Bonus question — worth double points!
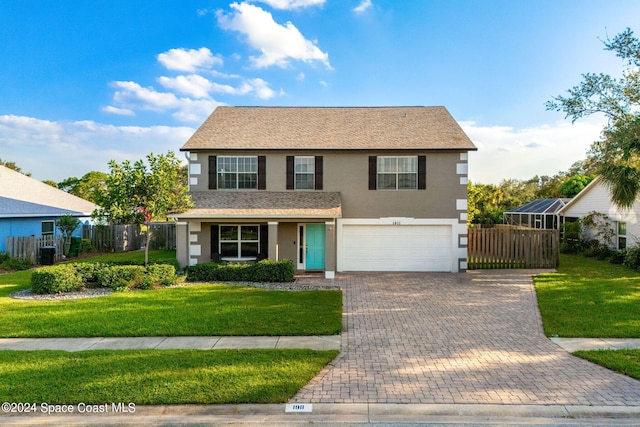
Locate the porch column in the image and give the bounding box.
[325,221,336,279]
[268,222,279,260]
[176,222,189,269]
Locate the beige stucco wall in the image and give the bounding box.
[186,150,467,219]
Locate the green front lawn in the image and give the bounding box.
[534,254,640,338]
[574,349,640,381]
[0,349,338,404]
[0,251,342,337]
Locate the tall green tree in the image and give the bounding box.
[0,159,30,176]
[94,151,193,265]
[59,171,108,204]
[55,215,81,256]
[547,28,640,207]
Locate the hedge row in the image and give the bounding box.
[31,263,177,294]
[185,259,295,283]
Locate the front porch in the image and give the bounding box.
[173,191,342,279]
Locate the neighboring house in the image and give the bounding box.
[558,176,636,250]
[0,165,97,253]
[503,198,570,229]
[172,106,477,277]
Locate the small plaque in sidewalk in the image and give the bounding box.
[285,403,312,413]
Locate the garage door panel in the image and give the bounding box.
[341,225,451,272]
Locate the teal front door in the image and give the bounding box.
[306,224,325,270]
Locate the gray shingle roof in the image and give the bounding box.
[176,191,342,218]
[181,106,477,151]
[0,165,97,216]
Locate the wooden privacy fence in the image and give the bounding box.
[467,226,559,269]
[82,223,176,253]
[6,235,65,263]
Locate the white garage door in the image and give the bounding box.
[341,225,452,272]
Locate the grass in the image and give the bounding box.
[534,254,640,338]
[0,250,342,337]
[573,349,640,381]
[0,349,339,404]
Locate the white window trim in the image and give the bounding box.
[377,156,418,190]
[294,156,315,190]
[217,156,258,190]
[219,224,261,261]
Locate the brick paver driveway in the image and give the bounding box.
[293,271,640,405]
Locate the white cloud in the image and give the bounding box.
[107,81,223,122]
[157,47,223,73]
[217,2,331,69]
[157,74,277,100]
[0,115,194,181]
[101,106,135,116]
[461,118,606,184]
[353,0,372,13]
[251,0,325,9]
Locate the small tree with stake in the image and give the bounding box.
[55,214,81,256]
[94,151,193,265]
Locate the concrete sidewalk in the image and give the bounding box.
[551,337,640,352]
[0,335,341,351]
[2,335,638,353]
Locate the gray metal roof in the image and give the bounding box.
[0,196,86,218]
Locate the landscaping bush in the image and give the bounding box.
[72,262,106,287]
[624,246,640,270]
[98,265,146,291]
[0,253,32,271]
[186,259,295,283]
[31,264,84,294]
[144,264,177,288]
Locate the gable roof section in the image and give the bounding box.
[0,165,97,216]
[176,191,342,219]
[181,106,477,151]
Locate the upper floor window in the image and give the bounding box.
[295,156,315,189]
[217,156,258,189]
[369,155,426,190]
[377,156,417,190]
[208,155,266,190]
[286,156,323,190]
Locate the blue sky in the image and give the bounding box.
[1,0,638,183]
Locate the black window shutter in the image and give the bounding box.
[286,156,294,190]
[315,156,323,190]
[418,155,427,189]
[258,156,266,190]
[260,224,268,258]
[211,225,219,260]
[368,156,377,190]
[208,156,217,190]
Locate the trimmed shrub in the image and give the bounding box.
[624,246,640,270]
[144,264,177,288]
[98,265,146,291]
[72,262,105,287]
[0,253,32,271]
[186,259,295,283]
[31,264,84,294]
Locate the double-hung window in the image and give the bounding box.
[219,225,259,259]
[377,156,417,190]
[618,221,627,250]
[295,156,315,189]
[217,156,258,189]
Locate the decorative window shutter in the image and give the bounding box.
[368,156,377,190]
[258,156,266,190]
[315,156,323,190]
[211,225,219,258]
[286,156,294,190]
[418,155,426,189]
[208,156,217,190]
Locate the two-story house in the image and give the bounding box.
[172,106,477,277]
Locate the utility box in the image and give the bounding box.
[40,246,56,265]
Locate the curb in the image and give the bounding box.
[2,403,640,425]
